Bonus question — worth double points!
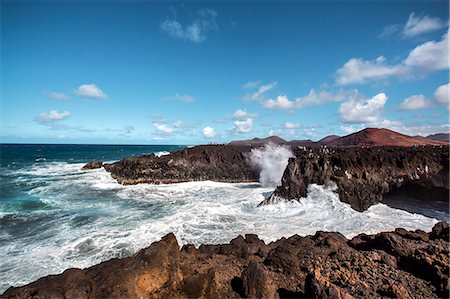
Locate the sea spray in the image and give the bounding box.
[248,142,294,187]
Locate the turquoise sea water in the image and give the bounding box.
[0,144,444,292]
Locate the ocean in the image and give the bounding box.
[0,144,445,292]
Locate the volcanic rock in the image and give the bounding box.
[81,161,103,170]
[3,222,448,298]
[101,144,259,185]
[263,145,449,211]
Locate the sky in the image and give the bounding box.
[1,0,449,144]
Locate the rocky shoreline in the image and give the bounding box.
[101,145,258,185]
[3,222,448,298]
[88,144,449,213]
[264,146,449,211]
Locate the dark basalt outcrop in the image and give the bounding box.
[3,222,448,299]
[102,145,259,185]
[262,146,449,211]
[81,161,103,170]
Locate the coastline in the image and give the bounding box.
[3,222,448,298]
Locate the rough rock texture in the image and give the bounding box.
[3,223,449,299]
[263,146,449,211]
[102,145,259,185]
[81,161,103,170]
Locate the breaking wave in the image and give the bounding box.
[248,143,294,187]
[0,161,442,292]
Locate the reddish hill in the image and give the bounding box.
[327,128,448,147]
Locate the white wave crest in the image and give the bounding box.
[248,142,293,187]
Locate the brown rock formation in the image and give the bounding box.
[81,161,103,170]
[3,222,448,299]
[263,146,449,211]
[102,145,259,185]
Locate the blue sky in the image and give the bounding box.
[1,1,449,144]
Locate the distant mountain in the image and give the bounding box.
[318,135,340,143]
[287,139,316,147]
[229,135,286,146]
[426,133,450,142]
[327,128,448,147]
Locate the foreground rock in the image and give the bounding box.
[102,145,258,184]
[3,222,449,298]
[263,146,449,211]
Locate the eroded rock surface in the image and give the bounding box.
[101,145,259,184]
[81,161,103,170]
[264,146,449,211]
[3,223,449,299]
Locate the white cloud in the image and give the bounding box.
[233,109,248,120]
[379,13,446,39]
[244,81,277,102]
[166,93,194,103]
[339,93,387,123]
[263,95,294,110]
[336,30,449,85]
[154,123,174,134]
[336,56,408,85]
[172,120,183,128]
[398,95,432,110]
[44,91,68,100]
[233,118,253,133]
[379,24,401,39]
[231,109,255,133]
[243,81,261,89]
[75,84,107,99]
[202,126,216,138]
[404,30,449,73]
[434,82,450,108]
[403,13,447,38]
[263,89,360,110]
[284,122,300,129]
[160,8,217,43]
[36,110,71,123]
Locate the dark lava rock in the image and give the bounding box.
[81,161,103,170]
[3,222,448,299]
[103,144,259,184]
[263,146,449,211]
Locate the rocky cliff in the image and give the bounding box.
[102,145,259,185]
[262,146,449,211]
[3,222,448,299]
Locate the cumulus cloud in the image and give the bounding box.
[165,93,194,103]
[232,109,255,133]
[202,126,216,138]
[339,93,387,123]
[284,122,301,129]
[154,123,174,134]
[44,91,69,100]
[75,84,107,99]
[233,118,253,133]
[404,30,449,73]
[336,56,408,85]
[160,8,217,43]
[398,95,432,110]
[403,13,447,38]
[35,110,71,123]
[262,89,360,110]
[434,82,450,108]
[263,95,293,110]
[336,30,449,85]
[244,81,277,102]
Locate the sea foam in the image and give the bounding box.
[0,162,442,292]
